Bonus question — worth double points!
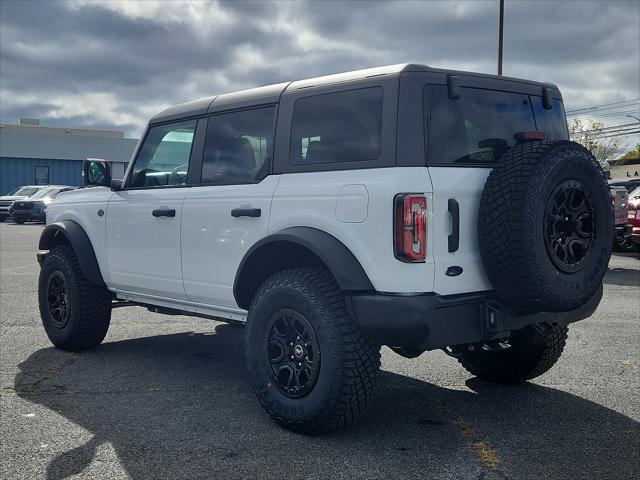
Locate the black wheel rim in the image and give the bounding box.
[265,308,320,398]
[47,271,70,328]
[544,180,595,273]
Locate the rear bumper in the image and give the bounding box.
[347,286,602,351]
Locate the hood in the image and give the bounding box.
[0,195,30,201]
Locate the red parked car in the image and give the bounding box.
[627,186,640,253]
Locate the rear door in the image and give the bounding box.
[181,105,278,309]
[424,83,568,295]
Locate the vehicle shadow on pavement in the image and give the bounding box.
[14,324,640,480]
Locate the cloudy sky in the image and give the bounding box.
[1,0,639,144]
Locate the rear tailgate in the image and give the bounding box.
[424,81,569,296]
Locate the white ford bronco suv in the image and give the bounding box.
[37,64,612,434]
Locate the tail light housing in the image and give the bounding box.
[394,194,427,262]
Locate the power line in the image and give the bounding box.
[566,103,640,117]
[566,98,640,114]
[591,130,640,140]
[572,122,640,134]
[568,109,640,120]
[577,129,640,138]
[567,100,640,113]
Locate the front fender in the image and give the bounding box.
[39,220,106,286]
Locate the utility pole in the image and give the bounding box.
[498,0,504,75]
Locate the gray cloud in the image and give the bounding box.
[1,0,638,141]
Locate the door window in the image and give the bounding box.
[129,120,196,188]
[290,87,383,165]
[201,106,275,185]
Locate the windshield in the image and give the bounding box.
[11,186,41,197]
[630,186,640,199]
[31,187,58,199]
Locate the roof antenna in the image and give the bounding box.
[498,0,504,75]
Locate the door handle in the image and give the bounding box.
[152,208,176,218]
[448,199,460,253]
[231,208,261,218]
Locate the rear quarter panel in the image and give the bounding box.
[270,167,435,293]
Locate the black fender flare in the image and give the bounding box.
[233,227,374,309]
[39,220,106,287]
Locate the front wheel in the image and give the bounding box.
[245,268,380,434]
[457,323,568,384]
[38,244,112,351]
[14,218,26,224]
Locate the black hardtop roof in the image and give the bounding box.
[150,63,559,124]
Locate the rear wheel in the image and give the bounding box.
[14,218,26,224]
[457,323,568,384]
[38,244,112,351]
[245,268,380,434]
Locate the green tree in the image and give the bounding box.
[613,143,640,165]
[568,119,625,169]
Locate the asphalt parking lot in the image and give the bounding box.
[0,222,638,480]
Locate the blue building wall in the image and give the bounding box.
[0,157,129,195]
[0,125,138,195]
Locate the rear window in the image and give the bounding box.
[425,85,568,165]
[531,96,569,140]
[290,87,383,165]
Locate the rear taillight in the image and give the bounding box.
[394,194,427,263]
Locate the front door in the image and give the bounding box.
[106,119,198,299]
[181,106,278,309]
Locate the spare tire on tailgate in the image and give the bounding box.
[479,140,612,314]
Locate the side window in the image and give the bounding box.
[129,120,196,188]
[290,87,383,165]
[531,96,569,140]
[426,85,536,164]
[201,106,275,185]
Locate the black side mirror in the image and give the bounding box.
[83,158,112,187]
[110,178,123,191]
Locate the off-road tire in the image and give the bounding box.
[38,244,112,351]
[458,323,568,384]
[245,268,380,434]
[479,140,613,314]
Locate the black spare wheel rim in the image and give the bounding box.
[265,308,320,398]
[544,179,595,273]
[47,271,70,328]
